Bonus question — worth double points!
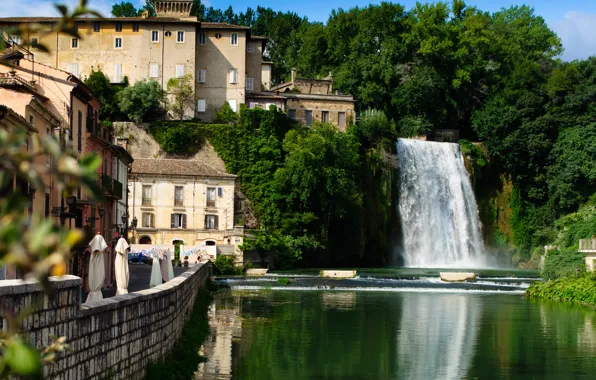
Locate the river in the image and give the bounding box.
[195,279,596,379]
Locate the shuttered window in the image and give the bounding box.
[247,43,254,53]
[205,215,219,230]
[231,33,238,46]
[68,63,79,77]
[197,99,206,113]
[142,213,154,228]
[246,77,254,91]
[199,33,206,45]
[206,187,216,207]
[113,63,122,83]
[229,68,238,84]
[198,69,206,83]
[149,63,159,78]
[305,110,313,126]
[175,64,184,78]
[171,213,187,229]
[151,31,159,42]
[142,185,152,205]
[114,37,122,49]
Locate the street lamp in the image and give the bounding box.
[98,208,105,236]
[121,213,127,235]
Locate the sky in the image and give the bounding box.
[2,0,596,61]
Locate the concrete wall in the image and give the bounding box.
[245,39,263,92]
[0,263,212,379]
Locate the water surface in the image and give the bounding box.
[197,289,596,380]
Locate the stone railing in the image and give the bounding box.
[579,239,596,251]
[0,263,212,379]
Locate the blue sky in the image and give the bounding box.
[3,0,596,61]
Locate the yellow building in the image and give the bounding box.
[128,158,243,253]
[0,0,268,121]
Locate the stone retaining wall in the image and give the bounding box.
[0,263,212,379]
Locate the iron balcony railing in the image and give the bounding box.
[113,179,123,199]
[101,174,112,192]
[142,198,152,206]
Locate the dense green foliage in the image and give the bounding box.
[117,80,165,123]
[150,107,396,267]
[214,255,237,275]
[166,74,194,120]
[111,1,139,17]
[212,101,239,124]
[144,285,212,379]
[526,274,596,307]
[83,69,126,122]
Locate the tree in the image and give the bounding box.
[111,1,139,17]
[84,68,122,121]
[117,80,165,123]
[166,74,194,120]
[213,101,238,124]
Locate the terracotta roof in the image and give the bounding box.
[131,158,235,178]
[200,22,250,30]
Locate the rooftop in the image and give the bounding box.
[131,158,236,179]
[0,17,250,29]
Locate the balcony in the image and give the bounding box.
[206,200,216,207]
[142,198,152,206]
[86,117,93,133]
[101,174,112,192]
[174,198,184,207]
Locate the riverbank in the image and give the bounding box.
[144,283,214,380]
[526,274,596,307]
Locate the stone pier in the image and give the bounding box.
[579,239,596,272]
[0,263,212,379]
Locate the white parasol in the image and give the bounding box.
[114,237,130,295]
[166,249,175,281]
[86,234,107,303]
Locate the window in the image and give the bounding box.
[205,215,219,230]
[206,187,216,207]
[149,63,159,78]
[165,31,172,37]
[142,212,154,228]
[177,31,185,43]
[305,110,313,126]
[151,31,159,42]
[9,35,22,45]
[114,37,122,49]
[198,69,206,83]
[142,185,152,205]
[199,33,206,45]
[44,191,50,218]
[115,22,122,32]
[228,100,237,112]
[287,109,296,119]
[322,111,329,123]
[77,110,82,151]
[93,22,100,32]
[246,77,254,91]
[231,33,238,46]
[247,42,253,53]
[215,33,222,39]
[229,68,238,84]
[68,63,79,77]
[133,23,139,32]
[175,64,184,78]
[31,37,39,48]
[338,112,346,129]
[197,99,206,113]
[71,38,78,49]
[113,63,122,83]
[171,213,187,229]
[218,187,223,197]
[174,186,184,206]
[29,115,34,125]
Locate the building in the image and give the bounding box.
[247,68,356,132]
[0,54,133,285]
[113,138,134,238]
[128,158,243,256]
[0,0,268,120]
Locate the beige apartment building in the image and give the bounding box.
[128,158,242,249]
[0,0,269,120]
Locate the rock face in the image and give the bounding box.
[440,272,476,282]
[246,268,268,276]
[321,270,357,279]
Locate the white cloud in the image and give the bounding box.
[551,11,596,61]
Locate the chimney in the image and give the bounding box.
[291,68,297,84]
[116,137,129,151]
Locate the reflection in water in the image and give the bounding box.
[195,299,241,379]
[321,291,356,311]
[397,294,481,380]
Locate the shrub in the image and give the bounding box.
[117,79,165,123]
[277,277,290,285]
[526,273,596,306]
[148,121,206,155]
[214,255,236,275]
[213,101,238,124]
[542,248,585,280]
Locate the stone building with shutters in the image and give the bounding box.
[127,158,242,250]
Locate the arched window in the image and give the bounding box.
[139,236,152,244]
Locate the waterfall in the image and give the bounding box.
[396,138,486,268]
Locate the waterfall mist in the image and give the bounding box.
[395,139,487,268]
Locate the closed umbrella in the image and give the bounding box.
[115,237,130,295]
[86,233,107,303]
[160,249,169,282]
[167,249,175,281]
[149,250,162,287]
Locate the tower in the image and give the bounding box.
[154,0,194,18]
